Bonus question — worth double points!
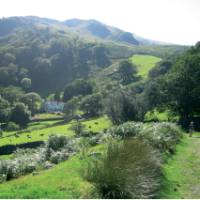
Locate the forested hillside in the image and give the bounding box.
[0,16,187,95]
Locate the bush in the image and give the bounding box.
[84,139,162,199]
[46,135,69,151]
[108,122,143,138]
[6,122,20,131]
[49,150,69,164]
[10,103,31,127]
[140,122,182,153]
[70,121,86,137]
[0,135,76,182]
[0,157,37,181]
[107,122,182,153]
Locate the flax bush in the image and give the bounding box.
[84,139,162,199]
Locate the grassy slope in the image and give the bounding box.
[32,113,64,120]
[0,156,91,198]
[130,54,162,78]
[0,116,111,146]
[160,133,200,198]
[0,145,106,198]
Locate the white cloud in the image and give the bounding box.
[0,0,199,45]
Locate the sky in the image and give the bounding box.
[0,0,199,45]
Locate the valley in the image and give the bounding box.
[0,14,199,199]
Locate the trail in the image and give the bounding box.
[161,134,200,198]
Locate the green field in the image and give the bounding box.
[0,115,112,198]
[130,54,162,78]
[0,116,112,147]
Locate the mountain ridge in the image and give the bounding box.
[0,16,173,46]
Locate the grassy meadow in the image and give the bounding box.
[130,54,162,78]
[0,116,111,146]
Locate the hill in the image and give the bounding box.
[0,16,188,95]
[64,18,139,45]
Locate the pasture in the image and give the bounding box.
[0,116,111,147]
[130,54,162,78]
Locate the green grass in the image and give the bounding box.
[0,156,93,198]
[0,144,107,198]
[2,120,62,138]
[130,54,162,78]
[0,116,112,147]
[145,109,179,122]
[33,113,63,120]
[0,154,14,160]
[27,120,62,131]
[160,133,200,198]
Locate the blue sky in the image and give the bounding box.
[0,0,199,45]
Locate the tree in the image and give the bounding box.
[93,45,111,67]
[143,78,167,111]
[21,78,31,90]
[21,92,42,116]
[70,120,86,136]
[148,60,172,79]
[11,103,31,127]
[63,96,81,121]
[161,42,200,124]
[118,60,138,85]
[0,86,24,105]
[63,79,93,102]
[104,90,146,125]
[0,96,11,123]
[80,93,102,117]
[54,91,61,102]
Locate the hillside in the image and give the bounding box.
[0,16,188,95]
[64,18,139,45]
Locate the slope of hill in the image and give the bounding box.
[0,16,188,95]
[64,18,139,45]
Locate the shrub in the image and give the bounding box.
[49,150,69,164]
[140,122,182,153]
[70,121,86,136]
[2,155,38,180]
[0,160,8,179]
[0,135,76,182]
[6,122,20,131]
[107,122,182,153]
[84,139,162,199]
[108,122,143,138]
[46,135,69,151]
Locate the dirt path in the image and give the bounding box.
[161,134,200,198]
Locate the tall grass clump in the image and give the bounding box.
[84,139,162,199]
